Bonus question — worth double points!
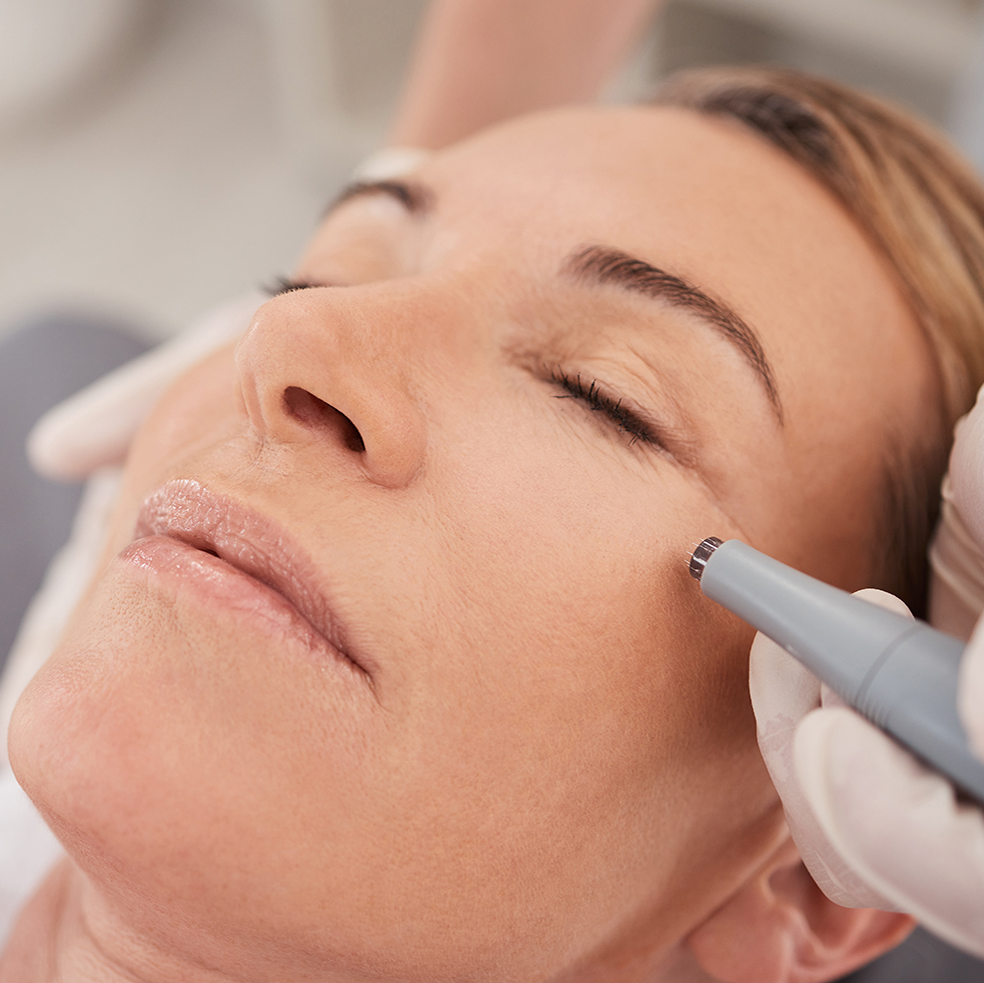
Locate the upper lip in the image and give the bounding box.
[134,478,368,676]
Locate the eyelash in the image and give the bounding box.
[548,369,665,450]
[265,276,327,297]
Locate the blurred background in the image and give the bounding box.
[0,0,980,344]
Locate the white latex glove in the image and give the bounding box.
[27,292,264,481]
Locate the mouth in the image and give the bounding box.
[131,478,370,678]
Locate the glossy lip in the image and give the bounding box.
[131,478,371,678]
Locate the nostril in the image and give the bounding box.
[283,386,366,453]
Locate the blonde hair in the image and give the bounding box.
[654,66,984,613]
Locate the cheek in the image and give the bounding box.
[365,411,767,911]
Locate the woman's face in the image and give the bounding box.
[12,107,936,981]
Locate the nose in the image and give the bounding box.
[235,285,432,488]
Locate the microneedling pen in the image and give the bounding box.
[689,536,984,808]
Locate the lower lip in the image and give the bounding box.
[119,536,359,675]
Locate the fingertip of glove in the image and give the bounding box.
[852,588,913,617]
[26,408,81,480]
[749,630,823,724]
[26,403,128,481]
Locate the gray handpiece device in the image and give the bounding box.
[689,536,984,808]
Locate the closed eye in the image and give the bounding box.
[548,368,667,450]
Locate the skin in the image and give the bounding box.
[4,106,934,982]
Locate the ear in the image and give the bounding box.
[686,836,915,983]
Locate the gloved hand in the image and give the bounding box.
[751,598,984,958]
[750,384,984,959]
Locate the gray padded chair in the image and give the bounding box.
[0,314,982,982]
[840,927,984,982]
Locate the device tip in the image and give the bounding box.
[689,537,723,582]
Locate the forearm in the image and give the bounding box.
[390,0,663,149]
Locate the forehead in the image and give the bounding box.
[419,106,907,344]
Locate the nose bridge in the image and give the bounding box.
[235,277,473,488]
[331,277,454,391]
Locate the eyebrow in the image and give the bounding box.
[325,179,434,217]
[563,245,783,423]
